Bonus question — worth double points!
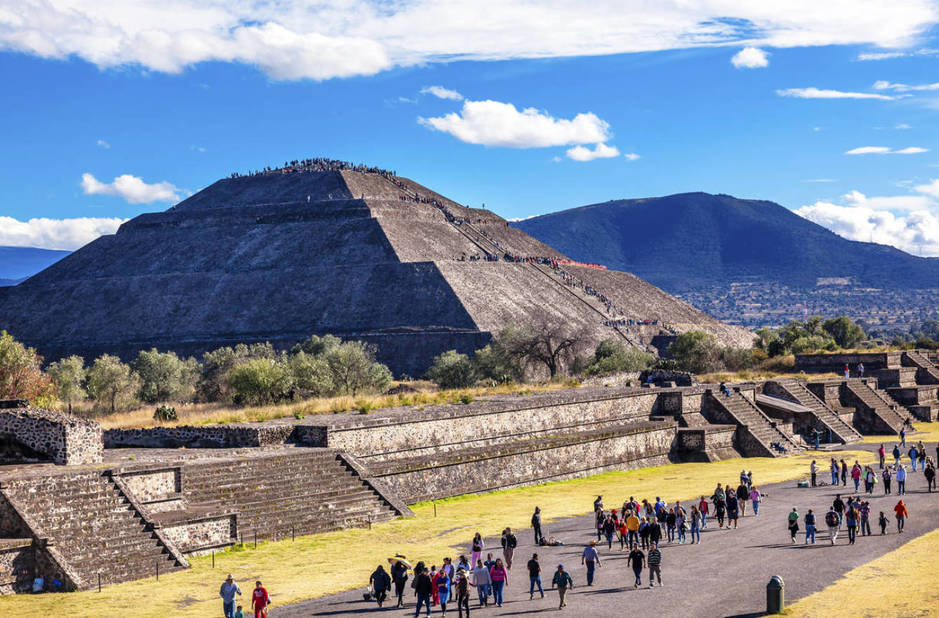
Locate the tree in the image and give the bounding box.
[667,330,722,374]
[497,316,589,378]
[822,316,866,349]
[323,340,392,395]
[225,358,293,405]
[474,342,524,384]
[132,348,198,403]
[425,350,476,389]
[47,356,86,414]
[288,351,334,395]
[584,339,654,376]
[86,354,140,414]
[197,342,275,402]
[0,330,56,407]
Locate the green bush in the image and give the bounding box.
[225,358,293,406]
[153,404,178,422]
[425,350,476,389]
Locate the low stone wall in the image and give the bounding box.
[372,423,677,504]
[117,468,180,502]
[875,368,917,388]
[0,405,102,465]
[675,426,737,462]
[0,540,34,595]
[161,514,236,557]
[104,424,293,449]
[795,352,900,374]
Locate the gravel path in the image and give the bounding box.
[274,444,938,618]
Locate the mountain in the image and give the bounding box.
[0,167,749,374]
[0,246,70,286]
[514,192,939,292]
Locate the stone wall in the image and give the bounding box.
[0,540,35,595]
[675,426,737,462]
[104,424,293,449]
[795,352,901,373]
[0,405,102,465]
[161,515,236,557]
[117,468,180,502]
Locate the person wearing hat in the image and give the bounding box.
[581,540,601,586]
[220,574,242,618]
[551,564,574,609]
[453,567,473,617]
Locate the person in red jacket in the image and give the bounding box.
[893,500,909,533]
[251,581,270,618]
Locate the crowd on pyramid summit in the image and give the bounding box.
[229,158,399,179]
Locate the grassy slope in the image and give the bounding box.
[861,422,939,446]
[0,451,875,617]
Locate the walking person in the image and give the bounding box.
[251,581,270,618]
[878,444,886,469]
[527,553,544,600]
[435,568,451,615]
[627,543,645,588]
[581,540,601,586]
[845,506,858,544]
[925,461,936,492]
[787,507,799,543]
[531,508,543,545]
[220,574,242,618]
[392,560,409,608]
[665,508,677,543]
[698,496,709,529]
[737,481,749,516]
[899,427,906,447]
[810,460,817,487]
[893,444,901,465]
[897,464,907,495]
[841,459,848,487]
[825,508,840,544]
[833,494,845,527]
[909,445,919,472]
[551,564,573,609]
[851,461,862,492]
[879,511,888,535]
[894,499,909,533]
[712,484,726,528]
[749,486,762,515]
[453,569,472,618]
[676,510,687,544]
[690,506,702,544]
[602,514,616,549]
[726,489,739,529]
[830,459,839,486]
[370,565,391,608]
[472,560,490,607]
[414,568,433,617]
[470,533,483,568]
[501,528,517,569]
[489,559,508,608]
[626,509,640,547]
[804,509,816,544]
[860,501,872,537]
[647,542,663,587]
[882,466,893,495]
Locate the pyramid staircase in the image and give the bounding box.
[704,391,802,457]
[844,380,912,433]
[767,379,862,444]
[902,350,939,385]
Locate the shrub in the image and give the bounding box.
[667,331,722,374]
[153,404,178,422]
[86,354,140,415]
[133,348,198,403]
[0,330,56,407]
[460,394,474,404]
[225,358,293,406]
[425,350,476,389]
[583,339,654,376]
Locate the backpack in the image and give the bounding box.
[825,512,838,527]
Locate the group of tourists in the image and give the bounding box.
[230,158,398,179]
[219,575,269,618]
[815,444,937,496]
[801,493,912,545]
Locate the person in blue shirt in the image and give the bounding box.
[581,541,601,586]
[219,574,242,618]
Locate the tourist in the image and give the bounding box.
[737,481,749,516]
[527,553,544,599]
[804,509,816,544]
[830,459,839,486]
[551,564,573,609]
[234,606,244,618]
[649,514,662,546]
[676,509,687,544]
[602,514,616,549]
[878,511,888,535]
[925,461,936,492]
[594,508,605,541]
[894,499,909,533]
[627,543,645,588]
[909,445,919,472]
[882,466,893,495]
[841,459,848,486]
[392,560,409,608]
[593,495,604,512]
[472,560,490,607]
[414,568,433,617]
[712,485,726,528]
[470,533,483,568]
[500,528,517,569]
[899,427,906,447]
[749,486,762,515]
[865,466,876,495]
[689,506,702,543]
[638,517,650,549]
[810,460,817,487]
[719,382,731,397]
[665,507,677,542]
[483,554,495,571]
[647,541,663,587]
[531,508,543,545]
[616,517,629,550]
[489,559,508,607]
[220,574,242,618]
[860,501,872,536]
[457,556,470,576]
[833,494,845,527]
[435,567,451,614]
[893,444,901,465]
[370,565,391,608]
[878,443,886,469]
[825,508,840,544]
[851,461,862,492]
[896,464,907,495]
[698,495,709,528]
[453,569,472,618]
[581,540,601,585]
[251,581,270,618]
[845,505,858,545]
[726,489,739,529]
[626,509,641,546]
[787,507,799,543]
[844,364,850,379]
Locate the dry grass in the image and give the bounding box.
[0,450,875,618]
[787,528,939,618]
[97,381,572,429]
[698,370,840,384]
[861,422,939,446]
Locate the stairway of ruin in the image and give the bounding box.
[844,381,912,433]
[1,472,185,588]
[769,379,862,444]
[707,392,802,457]
[182,450,399,539]
[903,350,939,385]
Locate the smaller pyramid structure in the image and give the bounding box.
[0,159,751,374]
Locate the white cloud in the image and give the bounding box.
[804,178,836,183]
[895,123,912,129]
[565,143,621,162]
[777,87,899,100]
[0,216,127,250]
[2,1,938,81]
[731,47,769,68]
[419,99,611,148]
[96,139,110,149]
[421,85,463,100]
[857,48,939,61]
[873,80,939,92]
[916,179,939,199]
[845,146,929,155]
[81,173,182,204]
[624,152,640,161]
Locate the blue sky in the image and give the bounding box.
[1,1,938,254]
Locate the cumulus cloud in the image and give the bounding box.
[776,87,899,100]
[0,216,127,250]
[845,146,928,155]
[81,173,182,204]
[419,99,611,148]
[1,1,938,81]
[731,47,769,68]
[916,179,939,199]
[566,143,620,161]
[421,86,463,100]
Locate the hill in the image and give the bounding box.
[0,246,70,285]
[0,165,750,374]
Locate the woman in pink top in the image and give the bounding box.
[489,558,509,607]
[748,487,762,516]
[697,496,709,529]
[851,462,862,492]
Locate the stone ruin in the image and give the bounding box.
[0,401,102,465]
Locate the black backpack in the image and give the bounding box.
[825,512,838,527]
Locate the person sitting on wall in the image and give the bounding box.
[719,382,731,397]
[31,574,44,593]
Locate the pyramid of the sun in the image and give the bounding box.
[0,167,751,374]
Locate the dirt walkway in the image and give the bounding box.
[274,444,939,618]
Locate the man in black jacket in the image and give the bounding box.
[414,568,432,617]
[391,560,409,608]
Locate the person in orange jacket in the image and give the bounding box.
[893,500,909,533]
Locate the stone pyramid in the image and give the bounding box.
[0,165,751,375]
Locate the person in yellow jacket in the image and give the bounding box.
[626,511,641,547]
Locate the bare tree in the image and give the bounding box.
[498,312,590,378]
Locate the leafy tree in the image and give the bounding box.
[132,348,198,403]
[718,347,755,371]
[0,330,56,407]
[584,339,653,376]
[425,350,476,389]
[789,335,837,354]
[291,334,342,357]
[225,358,293,405]
[919,320,939,342]
[667,330,722,374]
[47,355,86,414]
[753,327,779,353]
[822,316,866,349]
[288,351,334,395]
[86,354,140,414]
[497,315,589,378]
[473,342,524,384]
[197,342,276,402]
[323,340,391,395]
